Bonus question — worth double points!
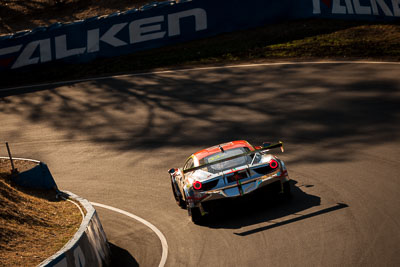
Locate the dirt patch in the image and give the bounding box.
[0,158,82,267]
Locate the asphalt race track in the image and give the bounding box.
[1,62,400,266]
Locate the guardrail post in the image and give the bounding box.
[5,142,17,175]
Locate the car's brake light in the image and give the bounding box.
[193,181,202,190]
[269,159,278,169]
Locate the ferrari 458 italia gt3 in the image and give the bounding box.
[168,140,290,223]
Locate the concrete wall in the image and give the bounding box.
[38,191,111,267]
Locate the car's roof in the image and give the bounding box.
[193,140,254,160]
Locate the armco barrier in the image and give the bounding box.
[38,191,111,267]
[0,0,399,71]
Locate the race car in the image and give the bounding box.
[168,140,291,223]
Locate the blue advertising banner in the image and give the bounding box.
[310,0,400,19]
[0,0,399,71]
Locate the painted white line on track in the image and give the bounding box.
[91,202,168,267]
[2,61,400,92]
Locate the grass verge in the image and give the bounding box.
[0,158,82,267]
[0,18,399,89]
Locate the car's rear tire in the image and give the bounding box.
[171,181,186,208]
[283,181,292,200]
[188,207,202,224]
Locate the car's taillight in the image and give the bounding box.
[269,159,278,169]
[193,181,202,190]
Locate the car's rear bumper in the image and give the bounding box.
[187,170,289,209]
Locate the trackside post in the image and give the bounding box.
[5,142,18,175]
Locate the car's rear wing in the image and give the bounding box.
[183,141,284,174]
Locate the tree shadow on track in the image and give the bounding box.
[108,242,139,267]
[195,180,348,231]
[1,63,400,165]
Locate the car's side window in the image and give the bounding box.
[184,157,194,171]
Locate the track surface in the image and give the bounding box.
[1,62,400,266]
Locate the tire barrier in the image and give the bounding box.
[0,0,399,71]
